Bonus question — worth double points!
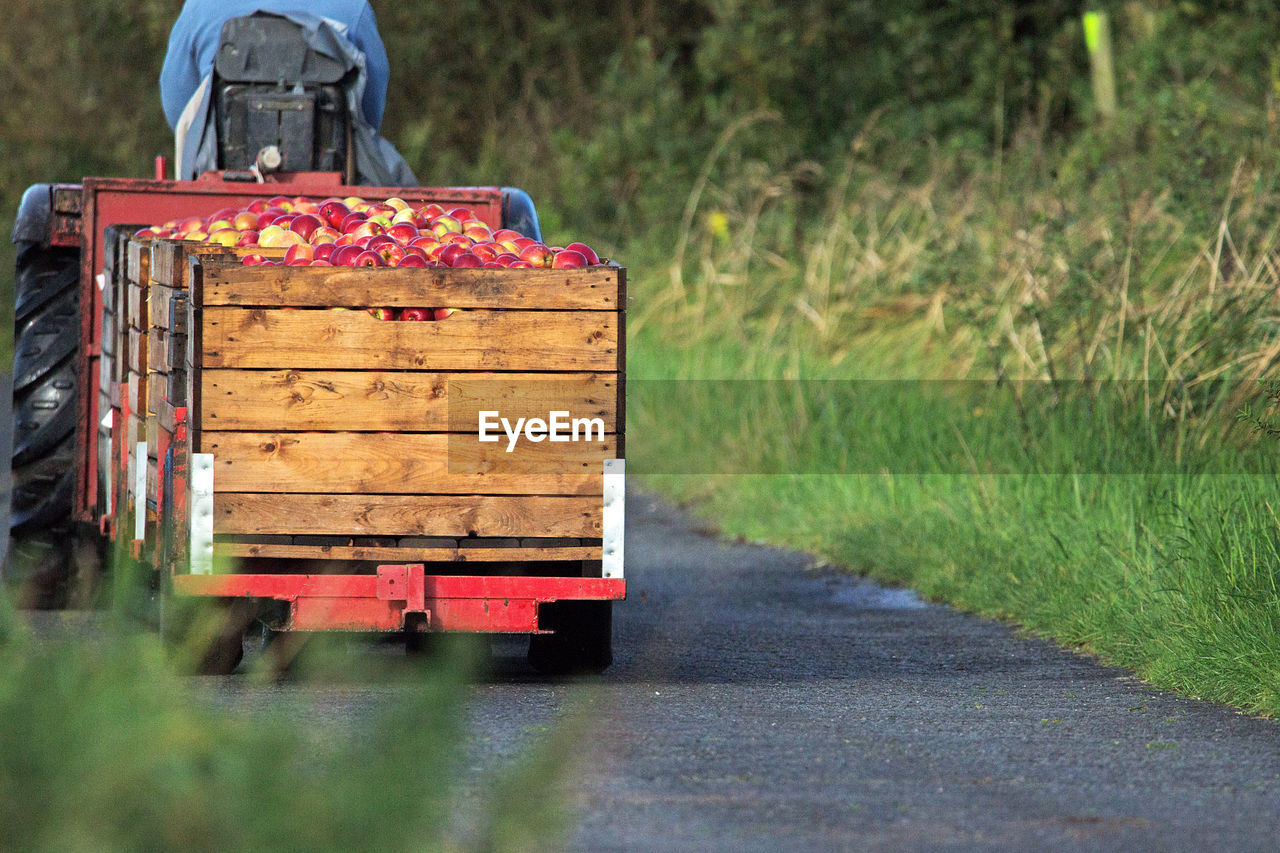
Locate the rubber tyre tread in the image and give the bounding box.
[11,246,81,538]
[11,445,74,533]
[13,276,78,390]
[14,244,78,326]
[13,357,76,467]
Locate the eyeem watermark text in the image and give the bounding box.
[478,410,607,452]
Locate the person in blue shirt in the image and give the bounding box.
[160,0,389,131]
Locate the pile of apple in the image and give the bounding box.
[135,195,601,270]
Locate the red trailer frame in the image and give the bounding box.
[61,171,625,637]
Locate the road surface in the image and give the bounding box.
[186,492,1280,851]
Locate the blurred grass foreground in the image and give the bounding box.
[0,598,579,850]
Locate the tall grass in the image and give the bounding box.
[625,81,1280,712]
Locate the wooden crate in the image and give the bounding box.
[173,250,624,563]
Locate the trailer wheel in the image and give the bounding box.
[159,594,251,675]
[527,600,613,675]
[7,242,82,606]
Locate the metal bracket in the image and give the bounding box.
[134,441,147,541]
[190,453,215,575]
[602,459,625,579]
[376,564,428,622]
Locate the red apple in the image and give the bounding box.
[309,259,332,266]
[376,242,406,265]
[438,243,467,266]
[283,243,315,264]
[416,203,445,220]
[565,242,600,265]
[246,198,271,214]
[471,243,500,262]
[289,213,323,240]
[482,261,505,269]
[207,228,240,248]
[451,252,483,268]
[494,253,520,267]
[256,207,289,230]
[433,308,454,320]
[353,250,386,267]
[331,244,364,266]
[386,222,418,243]
[396,254,429,267]
[552,249,588,269]
[519,243,554,267]
[233,211,259,230]
[241,253,268,266]
[431,215,462,236]
[493,228,523,242]
[340,211,369,232]
[349,220,385,240]
[400,307,431,320]
[318,200,351,228]
[447,207,476,222]
[235,230,260,247]
[314,243,337,262]
[509,260,535,269]
[368,307,396,320]
[309,226,340,245]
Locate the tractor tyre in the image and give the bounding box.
[8,242,82,607]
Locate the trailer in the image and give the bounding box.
[16,175,625,674]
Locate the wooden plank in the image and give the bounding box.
[169,291,189,335]
[201,370,618,432]
[148,284,177,328]
[127,328,147,375]
[127,373,148,416]
[214,494,602,538]
[168,369,189,407]
[201,432,614,494]
[101,310,116,356]
[147,374,169,416]
[127,283,148,330]
[147,329,184,374]
[214,543,600,562]
[200,260,621,310]
[201,308,618,371]
[126,239,151,286]
[149,239,197,287]
[152,241,245,289]
[157,398,178,433]
[146,407,159,450]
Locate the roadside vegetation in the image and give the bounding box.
[2,0,1280,841]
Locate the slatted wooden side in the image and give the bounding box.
[185,254,626,547]
[98,225,141,525]
[113,238,152,544]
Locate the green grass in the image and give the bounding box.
[623,100,1280,715]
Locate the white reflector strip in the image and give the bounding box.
[134,441,147,541]
[190,453,215,575]
[602,459,625,579]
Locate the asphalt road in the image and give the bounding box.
[178,492,1280,851]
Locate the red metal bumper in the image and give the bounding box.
[173,567,625,633]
